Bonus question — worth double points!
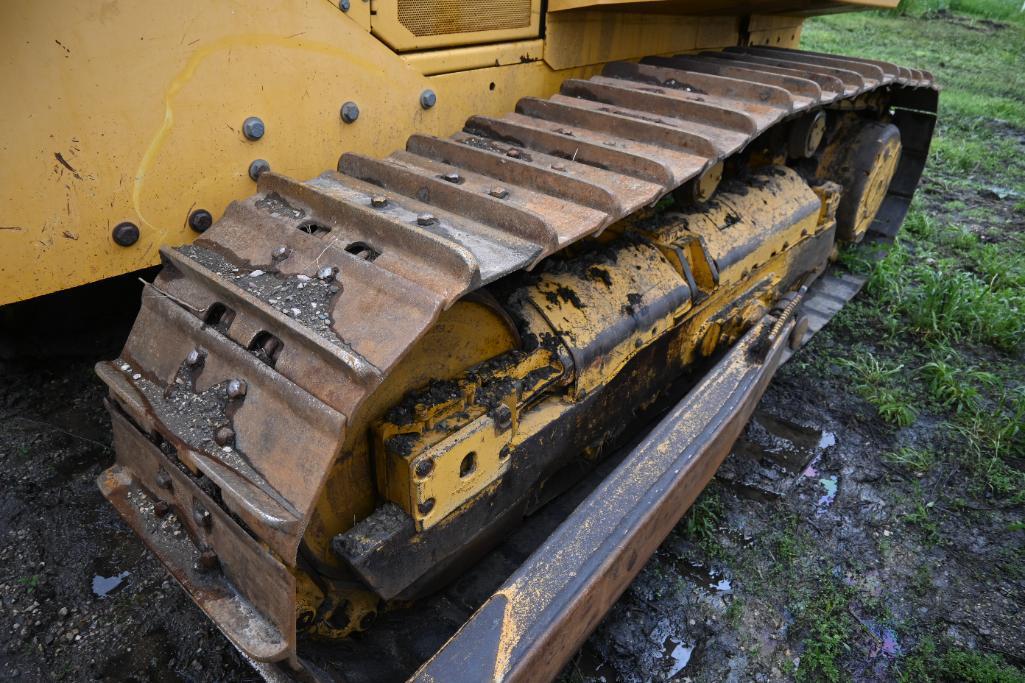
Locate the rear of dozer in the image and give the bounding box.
[3,1,937,680]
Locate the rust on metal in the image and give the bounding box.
[95,46,938,672]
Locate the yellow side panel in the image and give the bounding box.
[0,1,806,305]
[547,0,897,12]
[0,1,578,306]
[543,11,738,70]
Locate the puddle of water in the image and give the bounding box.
[817,476,838,510]
[664,636,694,678]
[860,617,901,657]
[730,411,837,476]
[671,557,734,595]
[748,412,836,472]
[92,571,129,597]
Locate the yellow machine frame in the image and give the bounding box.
[0,0,896,307]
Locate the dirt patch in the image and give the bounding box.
[0,357,252,681]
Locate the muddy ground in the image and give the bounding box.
[2,5,1024,683]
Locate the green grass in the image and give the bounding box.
[681,489,724,555]
[803,4,1025,200]
[900,638,1025,682]
[794,581,856,682]
[776,5,1025,680]
[883,446,936,475]
[903,483,943,545]
[839,351,919,427]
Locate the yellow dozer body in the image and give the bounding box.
[1,1,937,680]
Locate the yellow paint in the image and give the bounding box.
[543,11,738,70]
[402,39,545,76]
[547,0,896,11]
[412,414,513,527]
[1,0,810,305]
[0,1,573,305]
[369,0,542,51]
[851,133,902,240]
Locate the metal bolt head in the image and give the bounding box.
[370,195,388,208]
[317,266,338,281]
[242,116,265,141]
[248,159,270,181]
[414,458,434,479]
[419,89,437,109]
[226,379,247,399]
[214,426,235,447]
[339,0,350,10]
[488,187,509,199]
[442,172,462,184]
[111,222,140,247]
[505,148,521,159]
[417,498,435,515]
[193,504,212,529]
[340,101,359,124]
[155,468,172,490]
[188,209,213,233]
[185,348,205,367]
[551,162,567,172]
[416,213,436,226]
[493,404,513,431]
[272,245,290,261]
[197,548,219,572]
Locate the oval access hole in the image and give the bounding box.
[459,451,477,478]
[297,220,331,236]
[345,241,380,261]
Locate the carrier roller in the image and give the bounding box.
[96,47,937,677]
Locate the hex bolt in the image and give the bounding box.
[416,213,436,226]
[338,0,350,10]
[248,159,270,181]
[155,468,172,490]
[185,348,205,367]
[226,379,247,399]
[272,245,290,261]
[551,162,567,172]
[317,265,338,281]
[197,548,219,572]
[488,187,509,199]
[419,89,437,110]
[493,404,513,431]
[340,101,360,124]
[111,222,140,247]
[417,498,435,515]
[242,116,265,141]
[442,172,462,184]
[370,195,388,208]
[214,426,235,447]
[193,503,212,529]
[505,148,521,159]
[414,458,435,479]
[154,500,171,518]
[188,209,213,233]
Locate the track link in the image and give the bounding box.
[97,46,938,667]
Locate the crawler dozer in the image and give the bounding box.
[2,1,936,680]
